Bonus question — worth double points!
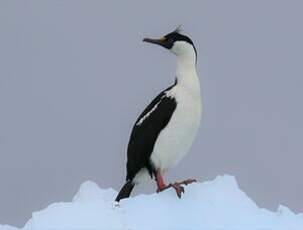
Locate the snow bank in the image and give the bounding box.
[1,175,303,229]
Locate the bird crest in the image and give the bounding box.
[172,25,183,34]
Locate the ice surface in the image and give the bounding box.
[1,175,303,229]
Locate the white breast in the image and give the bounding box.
[150,85,202,171]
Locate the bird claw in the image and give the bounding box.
[178,178,197,186]
[170,182,185,198]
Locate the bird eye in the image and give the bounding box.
[167,37,174,43]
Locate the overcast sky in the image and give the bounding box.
[1,0,303,227]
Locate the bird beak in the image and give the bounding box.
[143,37,166,46]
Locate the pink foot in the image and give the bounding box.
[156,178,197,198]
[156,182,184,198]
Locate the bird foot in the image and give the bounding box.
[156,178,197,198]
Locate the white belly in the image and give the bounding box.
[151,87,202,171]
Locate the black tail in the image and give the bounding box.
[115,181,135,202]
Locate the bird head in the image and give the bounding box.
[143,26,196,59]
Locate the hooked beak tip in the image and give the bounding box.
[142,38,151,43]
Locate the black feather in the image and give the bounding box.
[115,181,135,202]
[173,25,183,34]
[126,82,177,182]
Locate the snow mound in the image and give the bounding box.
[2,175,303,230]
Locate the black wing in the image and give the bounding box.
[126,85,177,181]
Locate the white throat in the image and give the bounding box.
[174,43,200,97]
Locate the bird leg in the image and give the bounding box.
[155,170,168,193]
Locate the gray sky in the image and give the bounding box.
[1,0,303,227]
